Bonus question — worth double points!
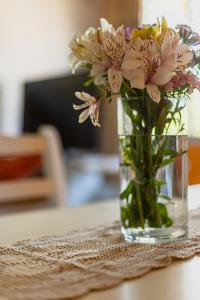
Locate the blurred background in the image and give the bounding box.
[0,0,199,212]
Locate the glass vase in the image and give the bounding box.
[118,94,188,243]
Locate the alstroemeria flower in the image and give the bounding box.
[69,19,127,93]
[122,28,193,103]
[69,27,109,84]
[101,19,126,93]
[69,29,103,63]
[122,38,163,102]
[90,57,112,86]
[73,92,100,126]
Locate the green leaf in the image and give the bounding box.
[159,158,176,168]
[149,179,166,187]
[180,150,188,156]
[159,194,172,201]
[83,78,93,87]
[121,146,132,164]
[156,102,171,135]
[122,100,133,120]
[121,206,129,228]
[120,180,133,199]
[160,149,178,156]
[157,203,173,227]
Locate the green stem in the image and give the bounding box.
[146,135,162,227]
[135,184,145,229]
[147,134,153,176]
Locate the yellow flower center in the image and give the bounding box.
[131,17,168,42]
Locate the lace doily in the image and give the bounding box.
[0,209,200,300]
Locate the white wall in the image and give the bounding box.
[0,0,70,134]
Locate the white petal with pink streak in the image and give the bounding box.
[121,48,143,70]
[108,67,123,93]
[146,84,161,103]
[175,44,193,66]
[152,65,175,85]
[73,103,89,110]
[75,92,96,103]
[123,69,145,89]
[78,108,90,123]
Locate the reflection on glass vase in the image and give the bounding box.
[118,94,188,243]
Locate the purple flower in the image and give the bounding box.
[176,24,200,47]
[124,26,132,40]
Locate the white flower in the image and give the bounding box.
[69,28,104,68]
[90,58,111,86]
[73,92,100,126]
[100,18,115,32]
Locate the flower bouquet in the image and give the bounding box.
[69,18,200,242]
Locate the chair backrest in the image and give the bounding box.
[0,125,66,207]
[189,138,200,185]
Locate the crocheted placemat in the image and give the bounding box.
[0,209,200,300]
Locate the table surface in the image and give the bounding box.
[0,186,200,300]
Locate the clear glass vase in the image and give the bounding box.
[118,94,188,243]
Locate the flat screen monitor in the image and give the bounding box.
[23,73,99,150]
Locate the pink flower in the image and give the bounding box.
[162,81,174,93]
[176,24,200,46]
[122,37,172,103]
[73,92,100,126]
[121,28,193,103]
[162,71,200,93]
[185,71,200,92]
[102,22,126,93]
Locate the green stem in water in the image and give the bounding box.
[144,135,162,227]
[135,183,145,229]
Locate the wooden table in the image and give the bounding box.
[0,187,200,300]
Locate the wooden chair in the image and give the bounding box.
[0,125,66,209]
[189,139,200,185]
